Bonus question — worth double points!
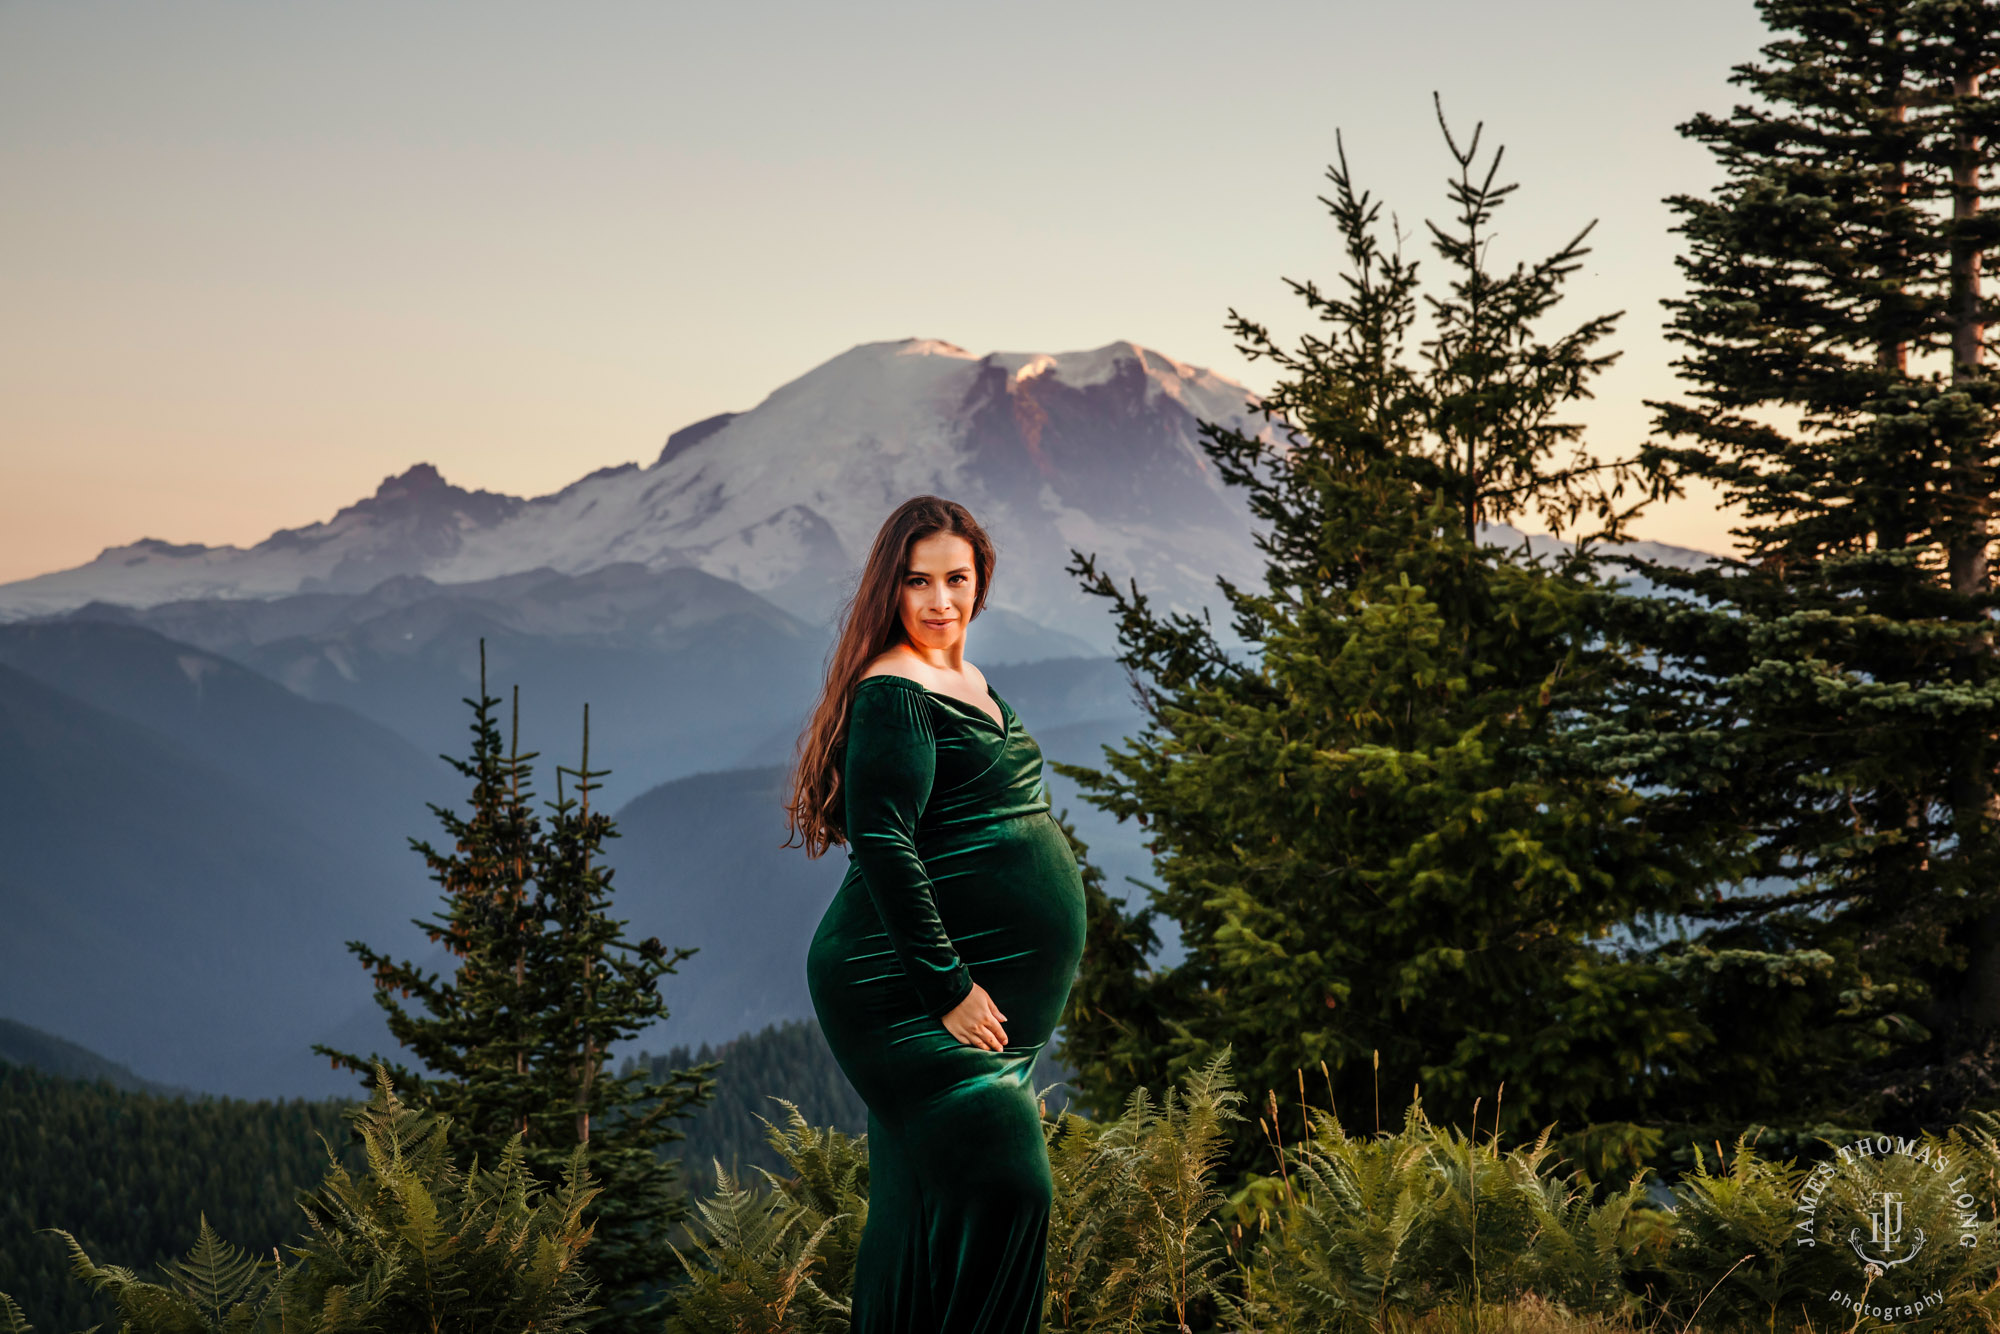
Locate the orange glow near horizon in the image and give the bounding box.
[0,380,1750,587]
[0,0,1768,588]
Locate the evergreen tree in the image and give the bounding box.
[315,645,544,1140]
[318,647,717,1333]
[519,710,721,1330]
[1051,105,1705,1180]
[1598,0,2000,1133]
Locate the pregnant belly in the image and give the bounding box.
[812,810,1086,1049]
[923,810,1086,1039]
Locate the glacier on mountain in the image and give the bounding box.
[0,338,1293,652]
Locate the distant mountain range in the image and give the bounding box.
[50,562,1094,799]
[0,1016,177,1095]
[0,339,1304,652]
[0,627,451,1097]
[0,335,1717,1098]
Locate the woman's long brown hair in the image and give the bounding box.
[782,495,997,857]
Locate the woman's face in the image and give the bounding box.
[898,531,978,653]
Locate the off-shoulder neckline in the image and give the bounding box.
[855,672,1010,736]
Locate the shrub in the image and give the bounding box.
[632,1051,2000,1332]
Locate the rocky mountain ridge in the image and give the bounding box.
[0,338,1294,653]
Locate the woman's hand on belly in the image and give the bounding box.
[941,982,1009,1052]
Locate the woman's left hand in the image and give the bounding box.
[941,982,1008,1051]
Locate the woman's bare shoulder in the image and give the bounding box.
[858,650,926,685]
[855,650,985,690]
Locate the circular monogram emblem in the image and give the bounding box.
[1793,1133,1984,1323]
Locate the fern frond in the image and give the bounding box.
[156,1215,273,1324]
[49,1230,143,1301]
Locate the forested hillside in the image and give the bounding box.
[0,1063,358,1332]
[0,1017,999,1328]
[631,1019,866,1203]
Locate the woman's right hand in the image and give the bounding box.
[942,982,1008,1051]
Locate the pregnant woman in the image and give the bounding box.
[784,494,1087,1333]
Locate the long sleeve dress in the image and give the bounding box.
[806,672,1088,1334]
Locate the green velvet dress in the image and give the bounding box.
[806,672,1088,1333]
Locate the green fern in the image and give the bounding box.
[1118,1049,1244,1331]
[1035,1048,1245,1332]
[0,1293,44,1334]
[22,1067,598,1334]
[289,1069,600,1333]
[1230,1100,1443,1332]
[659,1050,1249,1334]
[1506,1135,1656,1321]
[1419,1118,1542,1306]
[659,1098,870,1334]
[155,1218,275,1332]
[1653,1133,1825,1329]
[630,1052,2000,1331]
[662,1163,848,1334]
[1223,1094,1671,1332]
[1654,1123,2000,1331]
[750,1096,870,1303]
[1044,1105,1124,1331]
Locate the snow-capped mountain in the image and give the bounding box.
[1,338,1292,652]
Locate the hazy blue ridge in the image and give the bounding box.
[0,1017,183,1095]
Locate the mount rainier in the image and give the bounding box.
[1,338,1296,651]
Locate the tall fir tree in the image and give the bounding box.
[314,644,545,1138]
[521,709,721,1330]
[1051,106,1707,1181]
[318,646,717,1334]
[1597,0,2000,1133]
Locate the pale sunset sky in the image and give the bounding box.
[0,0,1769,586]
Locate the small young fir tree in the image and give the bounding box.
[317,645,717,1333]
